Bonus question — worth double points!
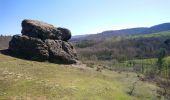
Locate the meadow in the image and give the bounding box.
[0,53,159,100]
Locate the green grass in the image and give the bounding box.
[0,54,159,100]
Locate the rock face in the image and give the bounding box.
[45,40,77,63]
[9,35,49,61]
[9,19,78,64]
[21,19,71,41]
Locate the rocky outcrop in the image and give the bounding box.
[21,19,71,41]
[9,35,49,61]
[45,39,77,63]
[9,19,78,64]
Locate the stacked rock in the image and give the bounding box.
[9,19,78,64]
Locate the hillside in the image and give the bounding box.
[72,23,170,41]
[0,53,159,99]
[143,23,170,34]
[81,27,148,40]
[75,31,170,61]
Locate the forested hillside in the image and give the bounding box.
[75,31,170,61]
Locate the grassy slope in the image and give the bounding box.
[0,54,159,100]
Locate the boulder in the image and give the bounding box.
[9,19,78,64]
[45,39,77,64]
[57,27,71,41]
[9,35,49,61]
[21,19,71,41]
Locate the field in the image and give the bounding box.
[0,53,159,100]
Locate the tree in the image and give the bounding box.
[157,48,166,74]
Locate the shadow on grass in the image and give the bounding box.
[0,49,72,65]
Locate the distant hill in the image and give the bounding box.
[71,34,91,42]
[71,27,148,41]
[72,22,170,41]
[142,23,170,34]
[85,27,148,40]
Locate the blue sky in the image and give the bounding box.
[0,0,170,36]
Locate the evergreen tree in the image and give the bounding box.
[157,48,166,74]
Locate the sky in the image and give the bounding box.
[0,0,170,36]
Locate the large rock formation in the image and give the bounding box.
[9,19,78,64]
[9,35,49,61]
[21,19,71,41]
[45,39,77,64]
